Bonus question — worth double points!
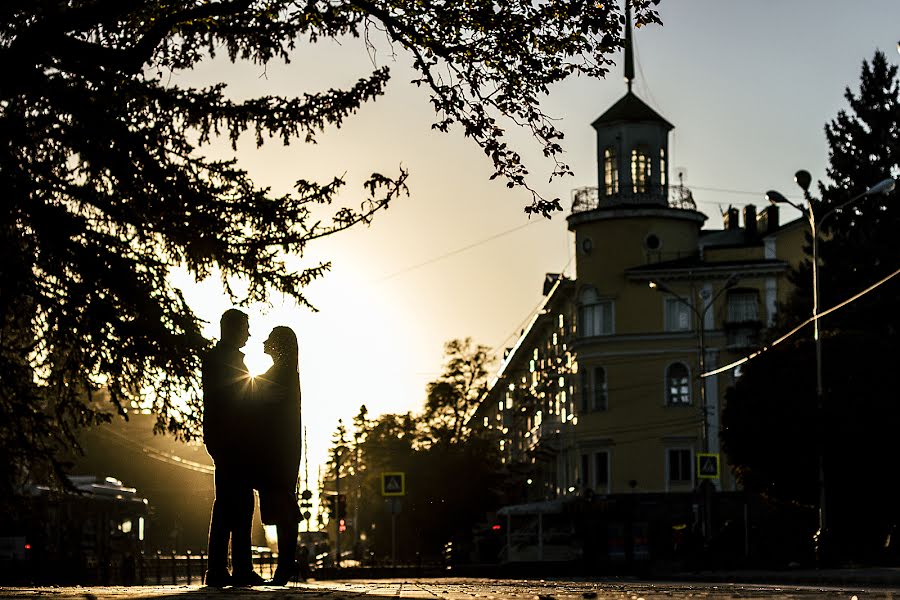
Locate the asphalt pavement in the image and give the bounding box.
[0,578,898,600]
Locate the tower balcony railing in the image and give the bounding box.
[571,184,697,214]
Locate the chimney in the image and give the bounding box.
[723,206,740,230]
[743,204,757,236]
[757,204,780,234]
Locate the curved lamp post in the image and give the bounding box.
[766,171,895,564]
[649,273,739,539]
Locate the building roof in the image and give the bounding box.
[591,91,674,130]
[698,214,805,248]
[698,227,759,248]
[625,256,790,281]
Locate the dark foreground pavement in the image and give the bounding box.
[1,578,898,600]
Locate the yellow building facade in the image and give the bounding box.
[474,46,805,506]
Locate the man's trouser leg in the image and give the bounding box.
[230,480,255,575]
[207,465,234,573]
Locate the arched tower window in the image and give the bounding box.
[631,146,651,193]
[603,147,618,196]
[660,147,666,187]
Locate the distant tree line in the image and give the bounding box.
[320,338,508,562]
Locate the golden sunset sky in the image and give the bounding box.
[170,0,900,486]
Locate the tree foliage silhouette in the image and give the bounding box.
[721,50,900,559]
[0,1,659,493]
[321,338,503,561]
[422,338,493,446]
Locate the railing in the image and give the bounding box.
[142,550,282,585]
[724,320,762,350]
[571,185,697,214]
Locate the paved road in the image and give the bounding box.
[0,578,895,600]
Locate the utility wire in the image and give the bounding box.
[702,265,900,378]
[489,254,574,356]
[689,184,789,200]
[374,220,541,283]
[371,184,791,285]
[614,424,699,447]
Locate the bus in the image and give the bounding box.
[0,476,149,585]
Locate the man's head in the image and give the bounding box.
[219,309,250,349]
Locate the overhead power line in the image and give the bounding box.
[490,255,574,356]
[375,220,542,283]
[702,265,900,378]
[373,185,791,284]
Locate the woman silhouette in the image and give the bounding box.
[254,326,302,585]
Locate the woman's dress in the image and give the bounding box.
[254,364,301,525]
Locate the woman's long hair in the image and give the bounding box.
[267,326,298,371]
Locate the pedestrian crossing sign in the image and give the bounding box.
[381,472,405,496]
[697,453,720,479]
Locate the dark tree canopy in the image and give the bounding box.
[0,0,660,494]
[722,50,900,559]
[323,405,504,562]
[319,338,504,560]
[422,337,493,445]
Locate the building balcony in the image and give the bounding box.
[526,420,573,452]
[571,185,697,214]
[724,320,763,350]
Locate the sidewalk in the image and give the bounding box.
[3,570,900,600]
[657,567,900,588]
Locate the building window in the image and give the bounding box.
[667,448,693,484]
[664,297,692,332]
[631,146,651,193]
[726,289,762,348]
[578,287,613,337]
[593,367,608,411]
[595,451,610,491]
[580,368,591,413]
[581,451,610,491]
[666,362,691,405]
[727,289,760,322]
[659,147,666,187]
[580,454,590,489]
[603,147,618,195]
[580,366,608,412]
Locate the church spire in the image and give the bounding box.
[624,1,635,92]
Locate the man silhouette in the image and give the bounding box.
[203,309,264,587]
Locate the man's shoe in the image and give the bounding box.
[231,570,265,587]
[266,563,299,586]
[205,570,232,588]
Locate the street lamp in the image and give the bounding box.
[649,274,739,539]
[766,171,895,564]
[649,275,739,454]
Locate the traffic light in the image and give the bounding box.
[323,494,336,517]
[300,489,313,522]
[336,493,347,520]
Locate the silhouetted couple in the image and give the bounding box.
[203,309,302,587]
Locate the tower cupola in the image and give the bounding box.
[589,3,672,209]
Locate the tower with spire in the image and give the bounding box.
[582,2,674,209]
[474,0,806,522]
[568,1,705,273]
